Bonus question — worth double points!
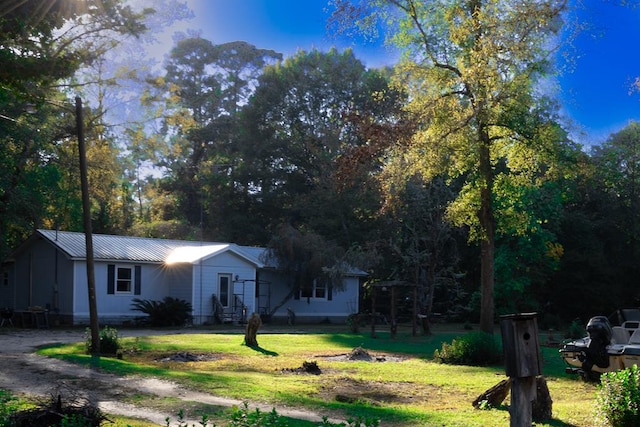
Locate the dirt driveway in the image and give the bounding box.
[0,328,342,426]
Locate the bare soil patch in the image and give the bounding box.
[155,351,222,363]
[318,376,439,406]
[275,347,424,407]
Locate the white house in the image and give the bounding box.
[1,229,364,326]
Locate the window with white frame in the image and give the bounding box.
[116,266,132,293]
[299,280,327,300]
[219,274,231,307]
[314,281,327,299]
[107,264,141,295]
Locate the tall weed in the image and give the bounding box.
[161,404,380,427]
[84,325,120,355]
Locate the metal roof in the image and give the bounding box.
[32,230,366,275]
[36,229,267,267]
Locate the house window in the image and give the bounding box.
[300,286,312,298]
[314,281,327,299]
[116,267,132,293]
[299,280,327,300]
[107,264,141,295]
[219,274,231,307]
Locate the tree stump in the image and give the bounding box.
[532,376,553,422]
[472,376,552,422]
[244,313,262,347]
[473,378,511,408]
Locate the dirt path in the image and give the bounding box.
[0,328,343,426]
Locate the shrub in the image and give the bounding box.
[131,296,193,326]
[85,326,120,355]
[433,331,502,366]
[595,365,640,426]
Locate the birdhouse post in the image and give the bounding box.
[500,313,542,427]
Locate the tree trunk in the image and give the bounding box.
[424,244,438,336]
[478,122,495,335]
[268,287,297,317]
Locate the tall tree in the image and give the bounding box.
[154,37,281,237]
[0,0,146,260]
[74,1,193,233]
[592,122,640,260]
[264,223,347,315]
[236,49,404,246]
[545,149,629,321]
[583,122,640,306]
[332,0,569,333]
[378,170,460,333]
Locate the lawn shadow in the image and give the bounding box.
[487,405,579,427]
[248,345,278,356]
[543,419,580,427]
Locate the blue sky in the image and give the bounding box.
[167,0,640,147]
[558,2,640,144]
[183,0,393,65]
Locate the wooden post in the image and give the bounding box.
[500,313,542,427]
[510,376,536,426]
[412,283,418,336]
[390,285,397,339]
[370,287,376,338]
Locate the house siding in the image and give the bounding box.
[73,261,172,325]
[54,249,74,324]
[191,251,257,325]
[0,238,75,325]
[166,264,193,303]
[5,239,75,315]
[260,270,360,323]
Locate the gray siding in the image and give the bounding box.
[73,261,171,325]
[191,251,257,325]
[166,264,193,302]
[262,270,360,323]
[7,239,75,312]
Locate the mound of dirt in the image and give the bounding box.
[155,351,220,362]
[282,360,322,375]
[347,347,372,361]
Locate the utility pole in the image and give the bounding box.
[76,96,100,355]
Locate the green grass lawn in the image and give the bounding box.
[38,323,597,426]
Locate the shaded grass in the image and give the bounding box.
[38,325,596,426]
